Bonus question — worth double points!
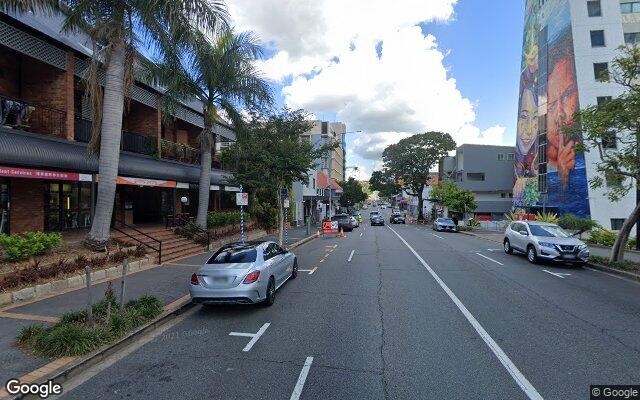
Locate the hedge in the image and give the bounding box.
[0,232,63,261]
[207,211,251,228]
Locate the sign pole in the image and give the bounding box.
[240,184,245,244]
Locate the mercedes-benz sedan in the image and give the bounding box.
[503,221,589,265]
[190,241,298,306]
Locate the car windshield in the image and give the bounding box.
[528,224,571,238]
[332,215,350,221]
[207,246,257,264]
[438,218,454,223]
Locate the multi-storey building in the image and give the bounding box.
[439,144,516,220]
[0,9,236,235]
[513,0,637,231]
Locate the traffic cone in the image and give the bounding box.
[316,229,321,238]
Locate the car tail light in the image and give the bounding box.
[190,273,199,285]
[243,271,260,284]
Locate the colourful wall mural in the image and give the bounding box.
[513,0,591,218]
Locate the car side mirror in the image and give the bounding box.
[519,230,528,236]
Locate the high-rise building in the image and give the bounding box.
[513,0,637,231]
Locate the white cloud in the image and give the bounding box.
[347,164,370,181]
[229,0,509,169]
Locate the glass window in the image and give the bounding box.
[467,173,485,181]
[624,32,640,44]
[593,62,609,81]
[611,218,625,230]
[590,30,605,47]
[208,245,257,264]
[587,0,602,17]
[597,96,612,105]
[497,153,505,161]
[507,153,515,161]
[602,131,617,149]
[529,224,570,238]
[621,3,633,13]
[0,178,9,234]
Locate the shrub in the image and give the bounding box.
[109,250,128,263]
[558,214,599,233]
[0,232,62,261]
[535,212,559,224]
[587,228,618,247]
[207,211,251,228]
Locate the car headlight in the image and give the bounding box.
[538,242,556,248]
[578,244,588,250]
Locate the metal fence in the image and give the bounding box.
[1,94,66,137]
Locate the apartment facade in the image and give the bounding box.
[439,144,516,220]
[0,10,237,235]
[514,0,637,230]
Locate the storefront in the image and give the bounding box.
[44,181,92,231]
[1,178,9,234]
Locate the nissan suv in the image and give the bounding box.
[503,221,589,265]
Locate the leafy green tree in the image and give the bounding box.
[338,178,368,208]
[153,29,272,229]
[369,170,399,200]
[2,0,229,247]
[566,45,640,261]
[221,109,331,245]
[382,132,456,220]
[430,180,477,215]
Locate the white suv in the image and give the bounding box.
[503,221,589,265]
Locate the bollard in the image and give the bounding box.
[85,266,93,328]
[119,259,129,310]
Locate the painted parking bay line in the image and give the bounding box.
[542,269,571,279]
[229,323,270,352]
[475,252,504,266]
[387,225,543,400]
[289,356,314,400]
[432,233,445,239]
[298,267,318,275]
[348,250,355,262]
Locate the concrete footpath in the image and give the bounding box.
[0,225,314,388]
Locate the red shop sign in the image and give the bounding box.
[0,165,80,181]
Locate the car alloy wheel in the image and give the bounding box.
[264,278,276,306]
[527,246,537,264]
[504,239,513,254]
[291,258,298,279]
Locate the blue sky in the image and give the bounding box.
[230,0,526,179]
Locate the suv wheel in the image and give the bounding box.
[503,239,513,254]
[526,245,538,264]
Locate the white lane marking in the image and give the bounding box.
[360,232,363,237]
[348,250,355,262]
[542,269,571,279]
[476,252,504,266]
[299,267,318,275]
[387,226,543,400]
[487,249,502,252]
[229,322,271,352]
[432,233,444,239]
[289,356,314,400]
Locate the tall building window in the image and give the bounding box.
[467,173,485,181]
[497,153,505,161]
[593,62,609,81]
[538,113,548,194]
[611,218,625,230]
[587,0,602,17]
[602,131,617,149]
[507,153,515,161]
[621,2,640,14]
[590,30,605,47]
[597,96,612,105]
[624,32,640,44]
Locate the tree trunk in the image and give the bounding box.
[610,200,640,262]
[277,185,284,246]
[196,135,212,229]
[86,41,126,247]
[417,183,425,221]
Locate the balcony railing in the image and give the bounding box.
[122,130,157,156]
[74,116,91,143]
[161,139,200,164]
[1,94,66,137]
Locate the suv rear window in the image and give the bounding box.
[332,215,350,221]
[207,246,257,264]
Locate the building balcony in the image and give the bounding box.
[1,93,66,137]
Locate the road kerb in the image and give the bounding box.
[586,262,640,283]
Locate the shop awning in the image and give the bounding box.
[0,128,231,186]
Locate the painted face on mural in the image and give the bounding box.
[547,57,577,185]
[517,87,537,155]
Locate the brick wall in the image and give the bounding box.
[10,179,44,233]
[124,102,159,137]
[21,56,67,137]
[0,47,20,97]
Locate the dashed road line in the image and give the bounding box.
[348,250,355,262]
[475,253,504,266]
[542,269,571,279]
[432,233,444,239]
[388,225,543,400]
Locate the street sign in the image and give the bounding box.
[236,192,249,206]
[317,201,324,210]
[284,198,290,208]
[281,188,288,199]
[322,220,338,234]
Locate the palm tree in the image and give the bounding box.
[154,29,272,229]
[3,0,229,248]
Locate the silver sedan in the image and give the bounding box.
[190,241,298,306]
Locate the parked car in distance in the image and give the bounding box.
[433,217,456,232]
[390,211,406,224]
[350,215,359,228]
[370,211,381,222]
[371,214,385,226]
[503,221,589,265]
[332,214,355,232]
[190,241,297,306]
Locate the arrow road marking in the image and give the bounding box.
[542,269,571,279]
[230,323,271,352]
[348,250,355,262]
[476,253,504,266]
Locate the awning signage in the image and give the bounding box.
[116,176,177,188]
[224,186,241,192]
[210,185,220,191]
[176,182,189,189]
[0,165,80,181]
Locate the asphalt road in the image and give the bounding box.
[60,209,640,400]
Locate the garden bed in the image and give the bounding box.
[589,255,640,275]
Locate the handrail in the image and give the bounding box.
[112,218,163,264]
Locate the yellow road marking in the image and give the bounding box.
[0,311,60,323]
